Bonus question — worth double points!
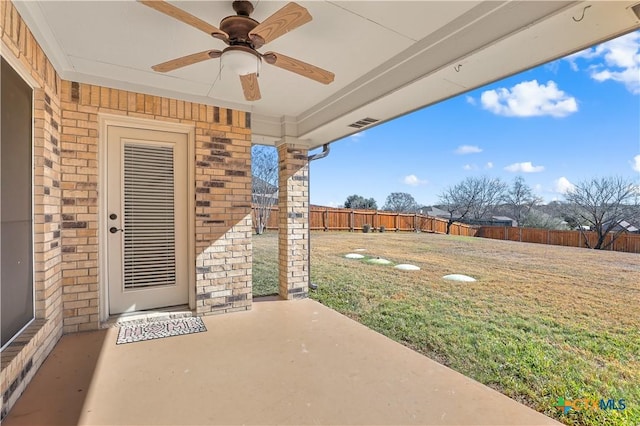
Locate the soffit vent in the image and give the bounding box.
[348,117,379,129]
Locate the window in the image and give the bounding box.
[1,57,34,348]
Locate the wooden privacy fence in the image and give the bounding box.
[254,206,640,254]
[255,206,477,236]
[476,226,640,254]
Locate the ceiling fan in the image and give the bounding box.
[140,0,335,101]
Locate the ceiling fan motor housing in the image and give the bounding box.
[221,1,262,48]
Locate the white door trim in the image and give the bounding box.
[1,40,41,88]
[98,113,195,321]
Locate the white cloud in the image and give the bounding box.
[350,131,365,142]
[504,162,545,173]
[455,145,482,154]
[480,80,578,118]
[544,60,560,74]
[633,154,640,172]
[403,174,428,186]
[485,162,494,169]
[465,95,476,105]
[566,48,599,68]
[328,201,340,208]
[554,177,575,194]
[566,31,640,94]
[463,164,477,171]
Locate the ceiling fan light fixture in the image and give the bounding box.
[221,48,260,75]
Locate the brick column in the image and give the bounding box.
[277,143,309,299]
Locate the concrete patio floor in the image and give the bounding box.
[4,297,559,425]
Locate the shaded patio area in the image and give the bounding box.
[4,297,558,425]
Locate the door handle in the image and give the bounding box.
[109,227,124,234]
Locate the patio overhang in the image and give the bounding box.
[14,1,640,150]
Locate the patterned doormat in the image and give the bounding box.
[116,317,207,345]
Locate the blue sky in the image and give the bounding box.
[309,31,640,208]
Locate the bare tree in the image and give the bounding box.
[504,176,542,226]
[439,178,478,234]
[252,145,278,234]
[564,176,639,249]
[382,192,418,213]
[470,176,507,220]
[344,194,377,210]
[438,176,506,233]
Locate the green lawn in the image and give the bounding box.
[252,231,640,426]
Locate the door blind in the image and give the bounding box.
[123,143,176,289]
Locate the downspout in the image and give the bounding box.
[307,144,331,291]
[308,143,331,162]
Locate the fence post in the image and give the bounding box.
[323,208,328,231]
[350,210,354,232]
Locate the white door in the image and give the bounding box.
[107,126,188,314]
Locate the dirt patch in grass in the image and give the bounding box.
[253,231,640,426]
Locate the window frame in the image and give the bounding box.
[0,49,37,351]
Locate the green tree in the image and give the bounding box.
[344,194,377,210]
[521,209,568,230]
[382,192,418,213]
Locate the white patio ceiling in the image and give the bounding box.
[14,1,640,149]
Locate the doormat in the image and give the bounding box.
[116,317,207,345]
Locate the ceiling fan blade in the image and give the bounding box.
[139,0,229,41]
[249,2,311,47]
[152,50,222,73]
[239,73,261,101]
[263,52,334,85]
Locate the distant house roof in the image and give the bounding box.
[618,221,639,233]
[492,216,518,227]
[252,176,278,194]
[426,207,450,218]
[600,220,640,233]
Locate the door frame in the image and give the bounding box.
[98,113,195,321]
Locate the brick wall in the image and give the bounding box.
[194,125,253,315]
[1,0,63,419]
[277,143,309,299]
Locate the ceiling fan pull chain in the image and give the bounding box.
[257,55,261,77]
